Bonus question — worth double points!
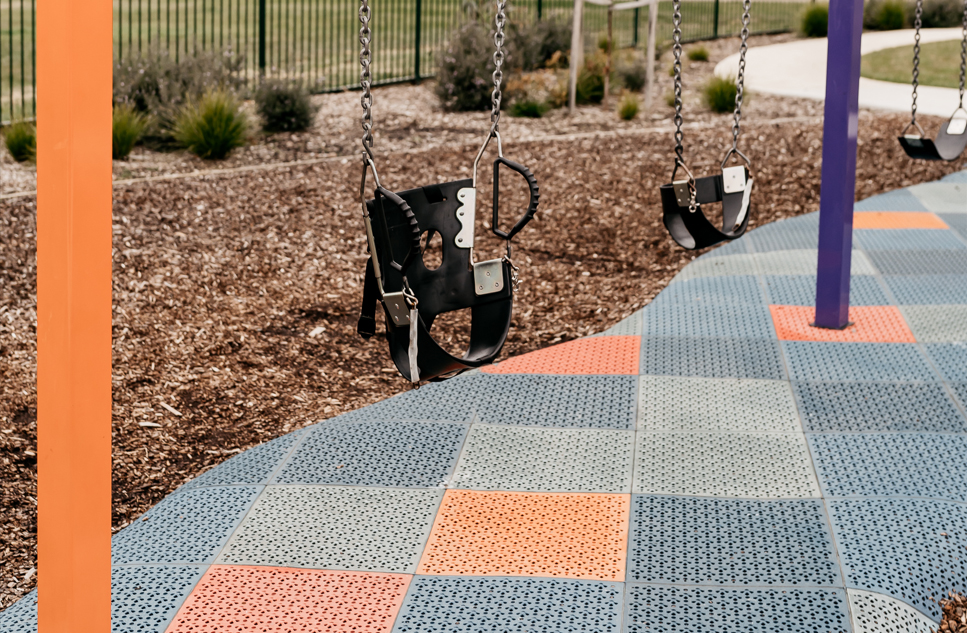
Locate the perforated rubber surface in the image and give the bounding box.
[640,336,786,379]
[868,250,967,275]
[782,342,938,382]
[852,212,947,229]
[854,189,929,211]
[884,274,967,304]
[764,275,889,306]
[854,228,965,250]
[483,336,640,375]
[643,304,776,338]
[652,275,766,306]
[181,430,305,490]
[848,589,936,633]
[900,305,967,342]
[770,305,915,343]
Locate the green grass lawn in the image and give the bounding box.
[861,40,962,89]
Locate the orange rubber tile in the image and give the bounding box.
[417,489,630,581]
[166,566,411,633]
[482,335,640,375]
[769,305,916,343]
[853,211,948,229]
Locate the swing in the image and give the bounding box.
[658,0,754,250]
[355,0,540,383]
[897,0,967,161]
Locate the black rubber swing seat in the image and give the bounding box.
[659,167,753,250]
[898,117,967,161]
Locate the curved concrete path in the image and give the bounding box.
[2,170,967,632]
[716,28,964,116]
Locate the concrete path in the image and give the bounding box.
[1,170,966,632]
[716,28,964,117]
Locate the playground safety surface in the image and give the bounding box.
[3,170,966,632]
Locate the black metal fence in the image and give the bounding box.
[0,0,806,125]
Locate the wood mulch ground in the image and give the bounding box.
[2,33,966,612]
[940,593,967,632]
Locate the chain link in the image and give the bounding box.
[960,0,966,107]
[359,0,374,154]
[491,1,507,130]
[911,0,922,126]
[671,0,684,164]
[730,0,751,151]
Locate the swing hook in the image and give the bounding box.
[900,119,927,139]
[720,146,752,172]
[670,158,698,214]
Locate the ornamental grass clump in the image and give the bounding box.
[687,45,709,62]
[703,75,738,114]
[173,89,249,160]
[255,79,318,133]
[617,92,640,120]
[112,104,150,160]
[3,122,36,162]
[800,3,829,37]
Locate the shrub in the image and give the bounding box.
[506,69,565,111]
[112,104,150,160]
[576,59,606,105]
[507,18,571,71]
[800,4,829,37]
[3,122,36,162]
[864,0,907,29]
[617,92,640,120]
[436,20,501,111]
[920,0,961,26]
[618,58,648,92]
[510,99,550,117]
[256,80,318,133]
[703,75,738,113]
[665,90,677,108]
[687,45,709,62]
[173,90,249,159]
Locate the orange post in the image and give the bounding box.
[36,0,113,630]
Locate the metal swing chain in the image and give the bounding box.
[359,0,374,155]
[960,0,966,108]
[730,0,752,153]
[491,0,507,132]
[909,0,924,133]
[671,0,685,166]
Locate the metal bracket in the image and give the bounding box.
[473,259,505,295]
[672,180,692,207]
[722,165,747,194]
[383,292,412,325]
[454,187,475,249]
[947,117,967,136]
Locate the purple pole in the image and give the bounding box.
[814,0,864,329]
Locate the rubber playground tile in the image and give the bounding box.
[854,228,966,250]
[112,566,206,633]
[754,250,876,276]
[676,254,758,281]
[642,304,777,339]
[640,336,786,380]
[336,378,476,423]
[482,336,640,375]
[867,250,967,275]
[271,419,467,487]
[710,235,750,254]
[764,275,890,307]
[628,496,841,586]
[939,213,967,240]
[781,342,939,382]
[854,190,929,212]
[167,566,411,633]
[847,589,937,633]
[924,343,967,381]
[417,490,629,581]
[747,223,823,252]
[793,381,967,433]
[181,429,305,490]
[111,486,261,565]
[901,305,967,342]
[852,212,947,229]
[941,170,967,183]
[633,432,820,498]
[769,305,915,343]
[450,424,635,493]
[650,275,765,306]
[470,374,638,429]
[217,486,443,573]
[593,310,642,336]
[637,375,800,432]
[808,433,967,502]
[909,181,967,214]
[0,590,35,633]
[828,498,967,619]
[392,576,624,633]
[952,383,967,409]
[884,274,967,304]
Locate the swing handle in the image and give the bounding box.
[491,157,540,242]
[375,186,422,273]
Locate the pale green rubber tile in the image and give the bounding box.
[901,305,967,343]
[451,424,635,493]
[593,311,643,336]
[633,431,821,498]
[638,375,800,432]
[908,182,967,215]
[677,255,758,281]
[755,250,876,276]
[848,589,937,633]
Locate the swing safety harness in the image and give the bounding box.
[355,0,540,383]
[898,0,967,161]
[659,0,754,250]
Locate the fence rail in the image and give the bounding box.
[0,0,805,125]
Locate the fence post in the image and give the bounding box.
[538,0,543,20]
[712,0,720,38]
[633,7,639,47]
[258,0,266,76]
[414,0,422,82]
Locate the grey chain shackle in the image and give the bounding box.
[671,0,685,165]
[730,0,752,152]
[491,1,508,131]
[911,0,922,127]
[359,0,374,156]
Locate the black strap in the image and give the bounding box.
[357,257,379,339]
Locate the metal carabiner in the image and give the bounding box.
[472,128,504,188]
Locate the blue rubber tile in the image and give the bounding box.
[939,214,967,240]
[628,496,841,586]
[0,590,35,633]
[624,585,851,633]
[867,250,967,275]
[111,486,260,565]
[709,237,749,255]
[181,429,305,490]
[391,576,624,633]
[924,343,967,381]
[272,419,467,487]
[336,377,477,422]
[952,382,967,409]
[472,374,638,429]
[854,190,928,211]
[854,229,967,251]
[884,275,967,304]
[793,381,967,432]
[941,170,967,183]
[764,275,890,306]
[111,566,206,633]
[829,498,967,619]
[782,342,939,382]
[640,336,785,379]
[651,275,766,307]
[808,433,967,502]
[642,304,776,339]
[747,228,822,253]
[909,181,967,214]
